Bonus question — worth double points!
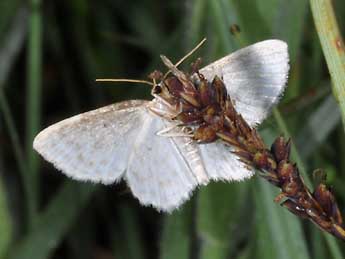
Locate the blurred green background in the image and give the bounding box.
[1,0,345,258]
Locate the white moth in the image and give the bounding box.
[33,40,289,212]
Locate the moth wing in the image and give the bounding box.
[33,100,149,184]
[200,40,289,126]
[126,115,206,212]
[199,141,254,181]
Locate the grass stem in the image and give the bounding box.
[310,0,345,129]
[26,0,42,228]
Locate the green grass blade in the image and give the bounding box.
[273,0,308,63]
[0,1,20,39]
[26,0,42,228]
[310,228,327,259]
[310,0,345,129]
[197,182,250,259]
[160,202,193,259]
[230,0,271,42]
[9,182,96,259]
[0,91,26,180]
[324,235,343,259]
[0,175,12,259]
[297,94,341,159]
[0,8,28,170]
[254,178,310,259]
[187,0,206,46]
[111,206,146,259]
[208,0,237,52]
[0,8,31,238]
[0,8,28,87]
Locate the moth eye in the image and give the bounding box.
[153,85,162,94]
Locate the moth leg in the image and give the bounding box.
[147,97,180,120]
[156,125,193,138]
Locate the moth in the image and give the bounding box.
[33,39,289,212]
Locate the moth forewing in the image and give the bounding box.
[199,40,289,126]
[33,100,150,184]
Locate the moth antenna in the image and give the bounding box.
[162,38,206,80]
[96,39,206,86]
[152,78,157,88]
[160,55,185,79]
[174,38,206,68]
[95,78,154,86]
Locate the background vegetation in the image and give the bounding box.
[1,0,345,258]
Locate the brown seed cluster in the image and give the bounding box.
[152,57,345,241]
[266,137,344,240]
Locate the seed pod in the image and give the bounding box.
[310,211,332,230]
[233,149,253,164]
[313,184,333,217]
[180,92,201,107]
[313,184,343,225]
[277,160,294,181]
[203,114,224,132]
[176,111,203,124]
[267,156,277,170]
[199,79,215,106]
[216,131,240,147]
[212,76,228,108]
[225,99,237,122]
[271,137,291,162]
[164,76,184,98]
[194,126,217,143]
[281,200,309,219]
[282,178,300,197]
[236,115,252,138]
[253,151,270,169]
